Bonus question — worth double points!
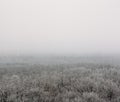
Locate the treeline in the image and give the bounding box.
[0,63,120,102]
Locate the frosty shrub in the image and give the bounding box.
[0,59,120,102]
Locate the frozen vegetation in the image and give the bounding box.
[0,56,120,102]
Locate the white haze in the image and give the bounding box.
[0,0,120,55]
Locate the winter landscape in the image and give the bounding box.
[0,55,120,102]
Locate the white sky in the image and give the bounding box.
[0,0,120,55]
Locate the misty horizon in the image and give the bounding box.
[0,0,120,55]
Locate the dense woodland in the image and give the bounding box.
[0,56,120,102]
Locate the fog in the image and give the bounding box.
[0,0,120,55]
